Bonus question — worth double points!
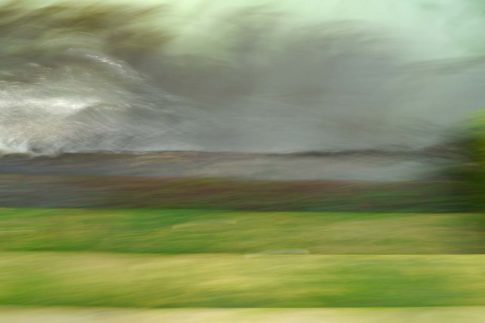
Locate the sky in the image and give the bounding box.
[2,0,485,154]
[7,0,485,61]
[132,0,485,61]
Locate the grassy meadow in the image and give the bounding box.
[0,208,483,313]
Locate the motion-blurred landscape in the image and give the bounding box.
[1,0,485,322]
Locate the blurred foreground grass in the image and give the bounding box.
[0,253,484,307]
[0,208,484,312]
[0,208,483,254]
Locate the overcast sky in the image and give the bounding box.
[8,0,485,61]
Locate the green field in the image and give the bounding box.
[0,208,484,321]
[0,253,484,307]
[0,208,483,254]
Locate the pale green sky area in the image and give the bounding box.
[5,0,485,61]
